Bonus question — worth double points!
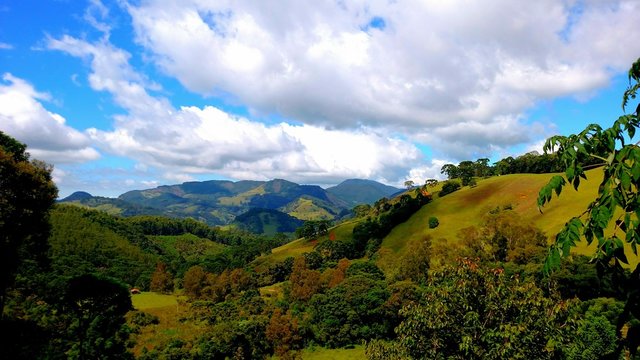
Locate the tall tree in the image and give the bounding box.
[150,262,173,294]
[0,132,57,317]
[440,163,459,179]
[64,274,133,359]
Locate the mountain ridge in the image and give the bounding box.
[60,177,401,229]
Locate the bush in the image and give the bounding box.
[439,180,461,196]
[428,217,439,229]
[128,311,159,328]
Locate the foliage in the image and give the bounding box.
[537,58,640,356]
[345,261,385,281]
[0,132,58,314]
[565,313,620,360]
[537,57,640,272]
[428,216,439,229]
[289,257,323,302]
[544,255,626,300]
[183,265,208,299]
[126,215,219,241]
[459,209,547,264]
[234,207,303,235]
[309,275,392,348]
[49,205,158,290]
[352,204,373,218]
[150,262,174,294]
[351,193,431,258]
[266,308,302,357]
[371,259,575,360]
[397,236,431,284]
[295,220,332,239]
[439,180,461,196]
[63,274,133,359]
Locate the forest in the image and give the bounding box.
[1,59,640,359]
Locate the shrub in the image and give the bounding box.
[428,217,439,229]
[439,180,461,196]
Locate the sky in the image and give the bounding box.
[1,0,639,198]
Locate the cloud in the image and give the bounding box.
[0,73,100,163]
[0,42,13,50]
[48,35,425,186]
[126,0,640,158]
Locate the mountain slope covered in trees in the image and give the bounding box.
[61,178,399,228]
[326,179,402,207]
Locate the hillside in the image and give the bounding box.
[60,191,164,216]
[326,179,402,207]
[254,168,640,270]
[232,208,304,236]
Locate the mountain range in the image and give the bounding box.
[60,178,402,230]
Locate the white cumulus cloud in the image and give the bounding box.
[0,73,100,163]
[48,34,426,186]
[126,0,640,160]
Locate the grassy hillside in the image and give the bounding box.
[256,169,640,270]
[149,233,226,263]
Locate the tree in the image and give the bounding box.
[458,160,476,186]
[0,132,57,317]
[397,236,431,283]
[440,163,459,179]
[425,178,438,190]
[474,158,491,177]
[289,257,322,302]
[150,262,173,294]
[537,57,640,355]
[439,180,461,196]
[265,308,301,358]
[369,259,574,359]
[64,274,133,359]
[183,265,208,299]
[403,180,415,189]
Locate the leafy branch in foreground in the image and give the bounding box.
[538,57,640,274]
[538,58,640,357]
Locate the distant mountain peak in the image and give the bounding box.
[326,179,401,206]
[60,191,93,202]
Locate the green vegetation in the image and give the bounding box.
[3,59,640,359]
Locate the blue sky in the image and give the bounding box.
[1,0,639,198]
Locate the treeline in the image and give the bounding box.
[440,151,603,183]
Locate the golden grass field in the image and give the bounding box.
[255,168,639,271]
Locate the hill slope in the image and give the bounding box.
[326,179,402,207]
[62,178,401,229]
[254,169,640,270]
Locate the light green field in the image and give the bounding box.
[381,169,638,267]
[285,198,334,220]
[131,292,179,310]
[218,186,266,206]
[299,345,365,359]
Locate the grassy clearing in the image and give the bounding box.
[130,292,205,357]
[131,292,179,310]
[259,282,286,303]
[286,198,334,220]
[299,345,365,359]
